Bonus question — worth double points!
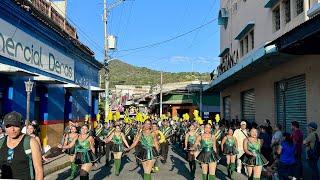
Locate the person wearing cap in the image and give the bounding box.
[0,111,43,180]
[233,120,248,173]
[303,122,319,180]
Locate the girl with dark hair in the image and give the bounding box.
[59,124,96,180]
[62,125,79,179]
[277,133,297,180]
[241,128,268,180]
[184,123,199,178]
[104,124,130,176]
[194,123,220,180]
[221,128,238,177]
[127,120,160,180]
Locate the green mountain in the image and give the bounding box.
[99,60,211,88]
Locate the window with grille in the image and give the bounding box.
[296,0,304,15]
[273,6,280,31]
[244,36,248,54]
[240,40,244,57]
[223,96,231,121]
[250,30,254,50]
[284,0,291,23]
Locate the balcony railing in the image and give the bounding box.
[28,0,77,38]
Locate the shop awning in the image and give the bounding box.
[235,21,255,40]
[34,75,66,84]
[218,48,230,57]
[204,44,278,92]
[90,86,105,92]
[264,0,279,8]
[63,83,85,89]
[0,64,37,76]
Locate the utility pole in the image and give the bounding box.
[160,72,163,116]
[199,80,203,118]
[103,0,125,120]
[103,0,110,121]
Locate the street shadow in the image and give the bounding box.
[56,169,75,180]
[170,144,187,161]
[128,159,144,179]
[169,154,193,180]
[120,154,133,173]
[93,163,112,179]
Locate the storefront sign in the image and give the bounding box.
[0,18,74,81]
[217,51,239,76]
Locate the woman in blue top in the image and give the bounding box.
[194,123,220,180]
[104,124,130,176]
[184,124,199,178]
[277,133,297,180]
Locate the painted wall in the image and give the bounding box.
[220,55,320,132]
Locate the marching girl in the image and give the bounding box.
[62,125,79,179]
[221,128,238,177]
[241,128,268,180]
[194,123,220,180]
[127,120,160,180]
[59,124,96,180]
[184,123,199,178]
[104,124,130,176]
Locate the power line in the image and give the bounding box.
[115,17,217,54]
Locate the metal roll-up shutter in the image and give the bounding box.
[223,96,231,121]
[275,75,306,135]
[241,89,255,122]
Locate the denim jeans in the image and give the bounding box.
[307,158,319,180]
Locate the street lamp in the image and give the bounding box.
[24,78,34,125]
[279,80,287,132]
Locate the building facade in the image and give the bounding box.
[205,0,320,134]
[0,0,102,146]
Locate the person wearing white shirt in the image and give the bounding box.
[233,121,248,173]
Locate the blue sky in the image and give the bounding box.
[67,0,220,73]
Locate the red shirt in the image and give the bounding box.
[291,129,303,154]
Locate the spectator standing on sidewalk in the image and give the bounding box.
[233,121,248,173]
[0,111,43,180]
[291,121,303,179]
[303,122,320,180]
[259,125,272,164]
[271,124,283,161]
[277,133,297,180]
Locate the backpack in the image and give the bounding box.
[307,133,320,160]
[0,135,34,179]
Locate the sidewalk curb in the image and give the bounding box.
[44,161,71,176]
[44,154,71,176]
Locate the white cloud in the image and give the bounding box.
[168,56,219,64]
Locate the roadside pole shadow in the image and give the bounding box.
[169,155,193,180]
[120,154,133,173]
[93,163,112,179]
[56,169,76,180]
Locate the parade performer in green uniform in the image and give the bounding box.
[241,128,268,180]
[59,124,96,180]
[184,124,199,178]
[62,125,79,180]
[127,120,160,180]
[221,128,238,177]
[104,124,130,176]
[103,122,115,166]
[152,123,165,173]
[194,123,220,180]
[160,120,172,164]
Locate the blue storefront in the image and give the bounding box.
[0,0,103,146]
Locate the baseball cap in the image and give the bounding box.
[308,122,318,130]
[240,121,247,125]
[3,111,23,127]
